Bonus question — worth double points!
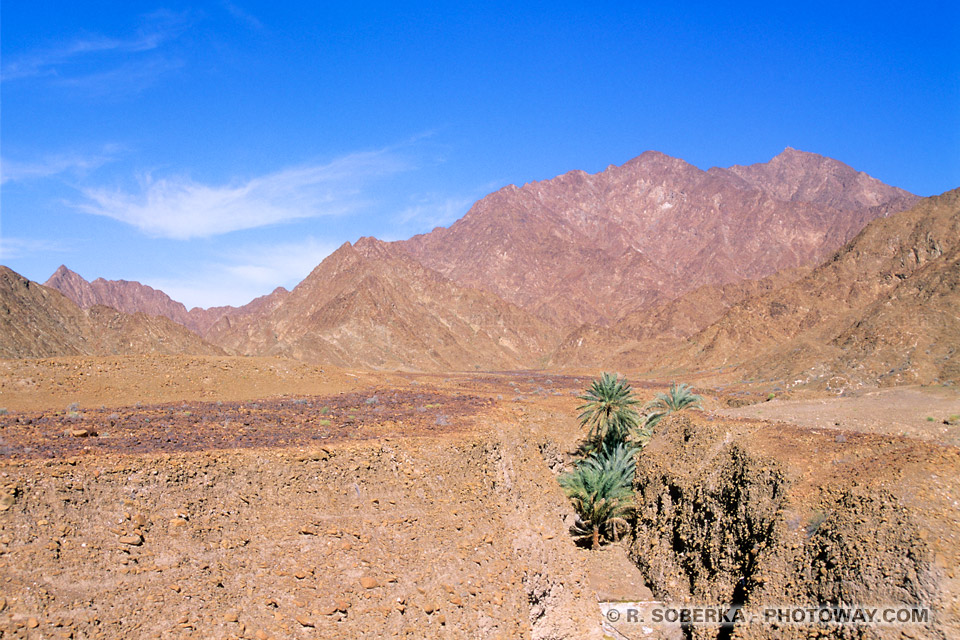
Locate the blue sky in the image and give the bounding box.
[2,1,958,308]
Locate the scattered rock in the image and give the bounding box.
[295,615,315,627]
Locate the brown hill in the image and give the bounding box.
[670,188,960,388]
[401,149,917,327]
[548,268,808,369]
[0,266,224,359]
[44,265,288,335]
[204,238,560,370]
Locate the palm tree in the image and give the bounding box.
[559,444,637,549]
[577,373,640,451]
[642,382,702,431]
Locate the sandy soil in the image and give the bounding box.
[721,385,960,445]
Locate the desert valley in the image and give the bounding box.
[1,146,958,639]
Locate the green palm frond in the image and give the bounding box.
[577,372,640,451]
[641,383,703,430]
[559,443,637,548]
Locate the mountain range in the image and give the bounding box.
[6,147,954,387]
[0,266,222,359]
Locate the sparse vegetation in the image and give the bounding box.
[559,443,637,549]
[576,372,640,452]
[0,408,7,416]
[641,383,703,431]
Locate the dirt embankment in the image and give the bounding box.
[630,413,959,639]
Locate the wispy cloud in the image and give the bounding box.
[383,181,499,240]
[395,194,476,231]
[75,149,412,239]
[148,237,336,308]
[1,10,191,84]
[1,146,122,184]
[222,1,264,30]
[0,237,71,261]
[54,56,185,97]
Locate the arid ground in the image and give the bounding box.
[1,356,957,639]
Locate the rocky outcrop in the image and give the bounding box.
[630,413,952,639]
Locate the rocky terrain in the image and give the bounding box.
[402,148,917,327]
[547,267,807,369]
[44,266,287,336]
[631,411,958,640]
[40,149,922,377]
[0,267,223,360]
[667,188,960,389]
[3,147,956,638]
[0,362,608,639]
[0,358,956,638]
[203,238,559,371]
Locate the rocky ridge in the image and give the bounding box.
[0,267,223,359]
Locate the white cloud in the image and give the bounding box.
[0,237,70,261]
[74,149,412,239]
[222,1,264,30]
[147,237,337,308]
[1,11,191,82]
[383,181,499,240]
[1,146,121,184]
[395,195,475,230]
[53,56,185,97]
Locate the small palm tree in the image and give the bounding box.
[642,382,703,431]
[577,373,640,451]
[559,444,637,549]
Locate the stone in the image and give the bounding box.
[360,576,378,589]
[118,535,143,546]
[295,615,315,627]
